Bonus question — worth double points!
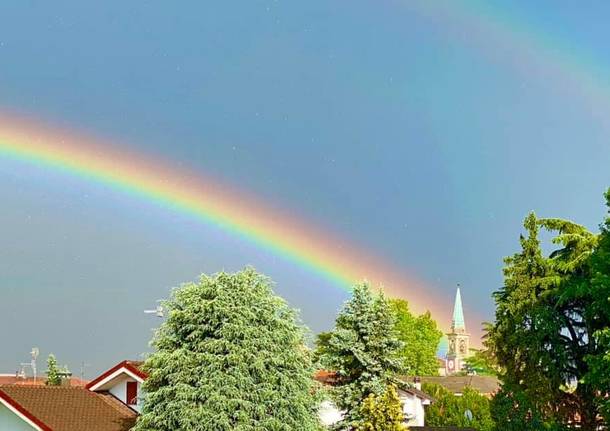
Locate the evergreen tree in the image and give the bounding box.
[134,268,321,431]
[584,189,610,424]
[315,282,404,428]
[46,354,61,386]
[357,384,407,431]
[488,191,610,430]
[389,299,442,376]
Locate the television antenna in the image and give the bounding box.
[80,362,91,382]
[19,347,39,383]
[144,300,164,318]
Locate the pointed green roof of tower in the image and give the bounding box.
[451,287,466,332]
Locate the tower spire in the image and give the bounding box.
[451,285,465,332]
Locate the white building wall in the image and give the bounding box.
[401,393,425,427]
[0,403,37,430]
[319,400,344,426]
[107,374,143,413]
[318,394,426,428]
[400,393,426,427]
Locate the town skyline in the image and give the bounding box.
[2,1,610,374]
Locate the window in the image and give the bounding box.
[126,381,138,405]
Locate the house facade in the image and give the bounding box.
[85,360,147,413]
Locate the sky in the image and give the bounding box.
[1,0,610,376]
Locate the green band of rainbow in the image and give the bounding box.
[0,114,441,316]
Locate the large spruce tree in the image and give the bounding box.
[134,268,321,431]
[315,282,404,428]
[488,190,610,430]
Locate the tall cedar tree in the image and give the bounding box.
[389,299,442,375]
[315,282,404,428]
[357,384,407,431]
[134,268,321,431]
[488,190,610,430]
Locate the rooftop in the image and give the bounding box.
[409,375,500,395]
[0,385,137,431]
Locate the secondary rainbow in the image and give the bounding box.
[406,0,610,126]
[0,114,447,317]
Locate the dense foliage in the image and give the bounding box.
[357,384,407,431]
[490,383,550,431]
[389,299,443,376]
[134,268,321,431]
[45,354,61,386]
[487,190,610,430]
[315,282,404,428]
[423,383,494,431]
[463,345,502,377]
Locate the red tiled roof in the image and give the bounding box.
[86,360,147,390]
[0,386,137,431]
[314,370,340,385]
[0,376,88,387]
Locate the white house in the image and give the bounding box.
[85,360,147,413]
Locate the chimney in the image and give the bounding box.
[58,371,72,387]
[413,376,421,391]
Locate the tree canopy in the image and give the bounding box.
[463,345,502,377]
[315,282,404,428]
[423,383,494,431]
[487,190,610,430]
[134,268,321,431]
[357,384,407,431]
[389,299,442,376]
[45,354,61,386]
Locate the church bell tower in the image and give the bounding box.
[446,286,470,374]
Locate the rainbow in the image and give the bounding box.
[0,113,448,318]
[406,1,610,125]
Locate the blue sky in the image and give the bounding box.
[1,1,610,375]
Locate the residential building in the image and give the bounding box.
[0,360,146,430]
[315,371,433,427]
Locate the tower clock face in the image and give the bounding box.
[448,359,455,371]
